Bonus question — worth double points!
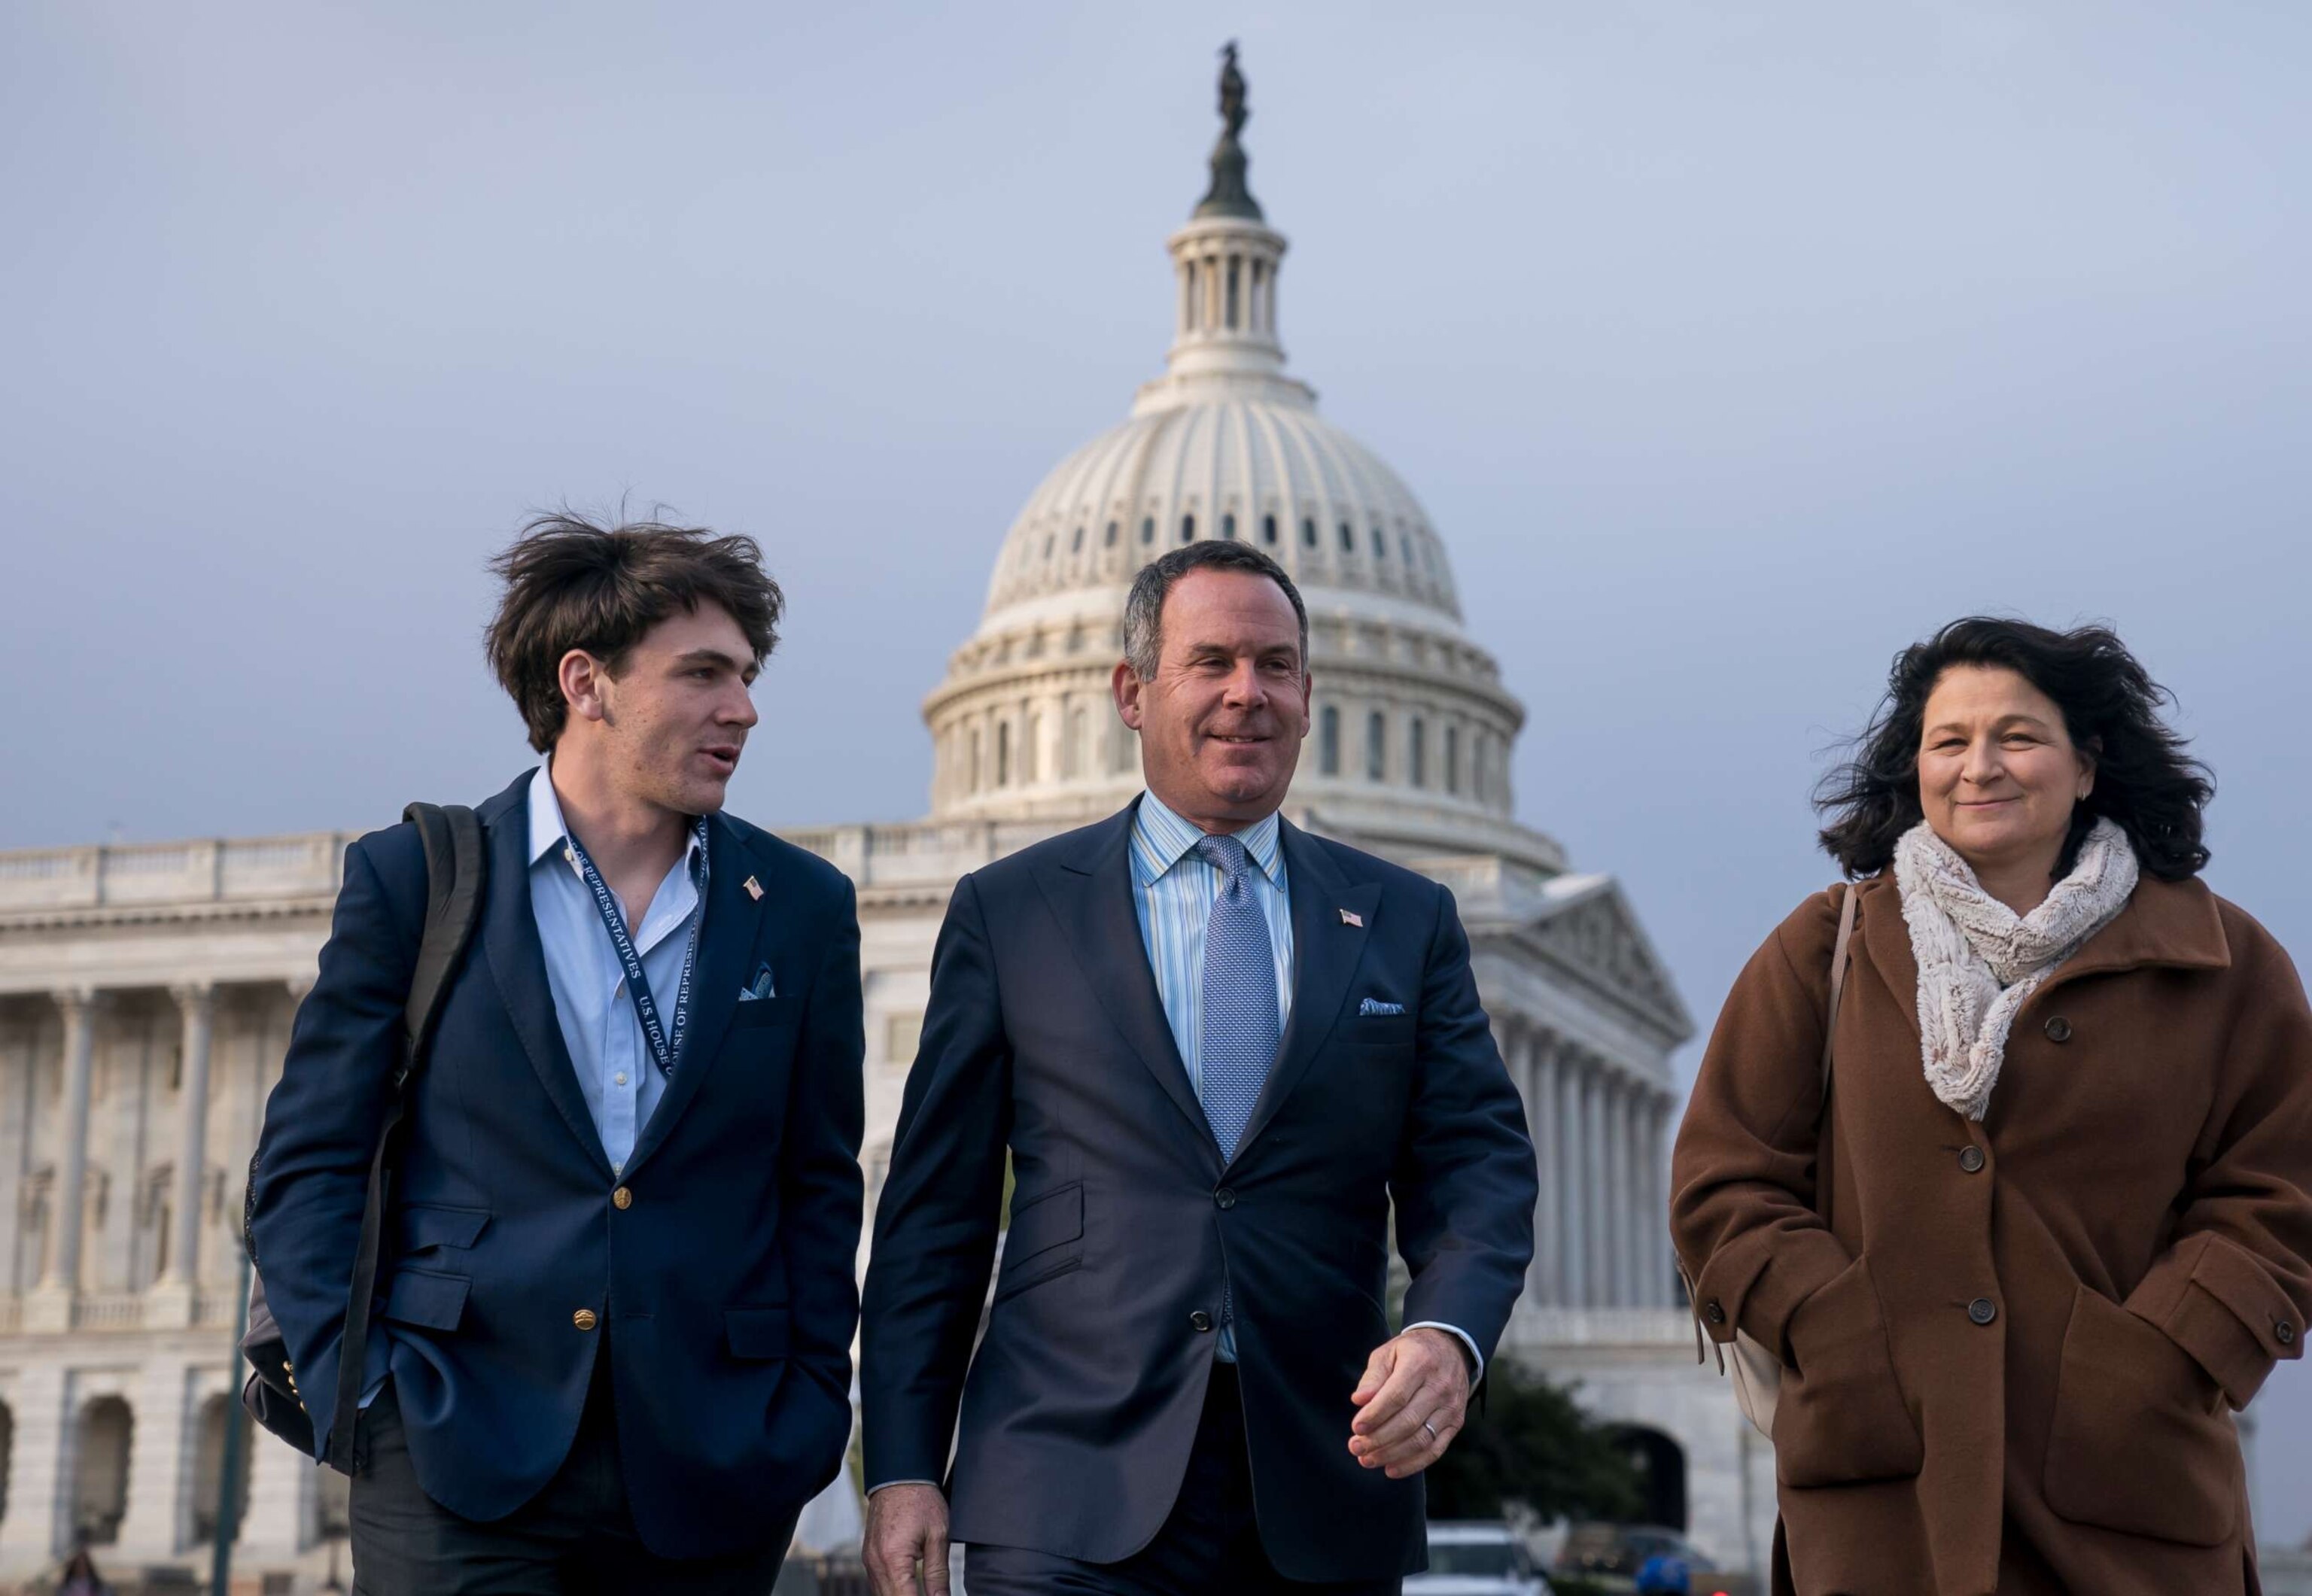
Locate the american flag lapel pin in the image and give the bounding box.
[744,875,763,901]
[1339,907,1363,928]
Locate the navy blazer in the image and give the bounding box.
[250,770,865,1558]
[860,801,1538,1582]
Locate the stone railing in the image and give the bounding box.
[73,1293,148,1330]
[0,833,354,915]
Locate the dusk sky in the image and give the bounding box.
[5,1,2307,1542]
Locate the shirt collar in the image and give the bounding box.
[1130,789,1284,887]
[528,756,707,874]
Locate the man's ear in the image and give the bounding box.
[560,649,610,727]
[1112,659,1145,731]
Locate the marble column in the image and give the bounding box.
[1558,1052,1586,1308]
[1602,1078,1629,1306]
[1529,1033,1560,1306]
[151,983,214,1327]
[1653,1094,1677,1307]
[1583,1062,1611,1308]
[27,987,99,1331]
[1628,1089,1659,1307]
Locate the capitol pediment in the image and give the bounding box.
[1523,873,1694,1044]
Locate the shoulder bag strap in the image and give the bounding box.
[327,802,485,1473]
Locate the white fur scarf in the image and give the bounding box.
[1891,816,2138,1120]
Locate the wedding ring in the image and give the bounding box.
[1422,1420,1440,1442]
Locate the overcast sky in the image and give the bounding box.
[5,0,2308,1546]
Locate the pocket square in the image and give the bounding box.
[738,963,776,1002]
[1358,998,1406,1017]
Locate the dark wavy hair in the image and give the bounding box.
[485,512,783,752]
[1815,617,2213,881]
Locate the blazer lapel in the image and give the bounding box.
[1033,801,1216,1157]
[480,771,616,1181]
[619,812,764,1180]
[1235,821,1382,1162]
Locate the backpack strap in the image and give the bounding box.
[327,802,485,1473]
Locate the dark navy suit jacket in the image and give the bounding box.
[860,802,1538,1581]
[250,770,865,1558]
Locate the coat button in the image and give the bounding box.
[573,1308,599,1331]
[2279,1321,2298,1346]
[1189,1310,1214,1333]
[1214,1188,1237,1210]
[1967,1297,1997,1326]
[1704,1301,1727,1326]
[612,1186,633,1210]
[1958,1146,1985,1173]
[2043,1016,2073,1043]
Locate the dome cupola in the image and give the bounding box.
[921,49,1560,873]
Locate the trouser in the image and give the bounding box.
[963,1366,1403,1596]
[348,1350,792,1596]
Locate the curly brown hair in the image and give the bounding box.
[485,512,783,752]
[1816,616,2213,881]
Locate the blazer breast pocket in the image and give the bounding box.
[726,996,797,1032]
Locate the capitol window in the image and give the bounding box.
[1319,706,1340,775]
[1366,712,1387,781]
[996,722,1012,786]
[1445,725,1461,795]
[1072,527,1084,552]
[1338,521,1354,552]
[1181,513,1196,543]
[1262,514,1277,545]
[1141,516,1154,544]
[1373,529,1386,559]
[1410,718,1428,789]
[1106,521,1118,546]
[1301,518,1317,548]
[1221,513,1237,540]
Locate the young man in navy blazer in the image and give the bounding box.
[251,515,865,1593]
[861,543,1539,1595]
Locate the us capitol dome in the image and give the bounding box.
[923,53,1547,874]
[0,47,1770,1588]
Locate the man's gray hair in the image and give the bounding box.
[1121,541,1310,680]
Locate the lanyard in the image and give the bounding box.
[561,816,710,1078]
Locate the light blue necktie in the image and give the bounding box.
[1195,833,1280,1163]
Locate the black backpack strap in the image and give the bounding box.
[327,802,485,1473]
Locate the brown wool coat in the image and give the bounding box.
[1672,874,2312,1596]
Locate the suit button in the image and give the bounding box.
[1214,1188,1237,1210]
[1189,1310,1214,1333]
[612,1186,633,1210]
[573,1309,598,1331]
[1967,1297,1997,1326]
[2043,1017,2073,1043]
[1704,1301,1726,1326]
[2280,1321,2298,1346]
[1958,1146,1985,1173]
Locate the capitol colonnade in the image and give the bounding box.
[0,863,354,1579]
[1498,1023,1680,1313]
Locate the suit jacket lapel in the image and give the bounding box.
[619,812,764,1181]
[1033,801,1216,1157]
[480,770,616,1181]
[1236,821,1382,1162]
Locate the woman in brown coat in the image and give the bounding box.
[1671,618,2312,1596]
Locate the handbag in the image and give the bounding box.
[1690,880,1858,1440]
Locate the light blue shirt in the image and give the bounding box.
[527,757,705,1176]
[1129,789,1295,1099]
[1127,791,1482,1381]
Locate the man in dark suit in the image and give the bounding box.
[251,515,864,1593]
[860,543,1538,1595]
